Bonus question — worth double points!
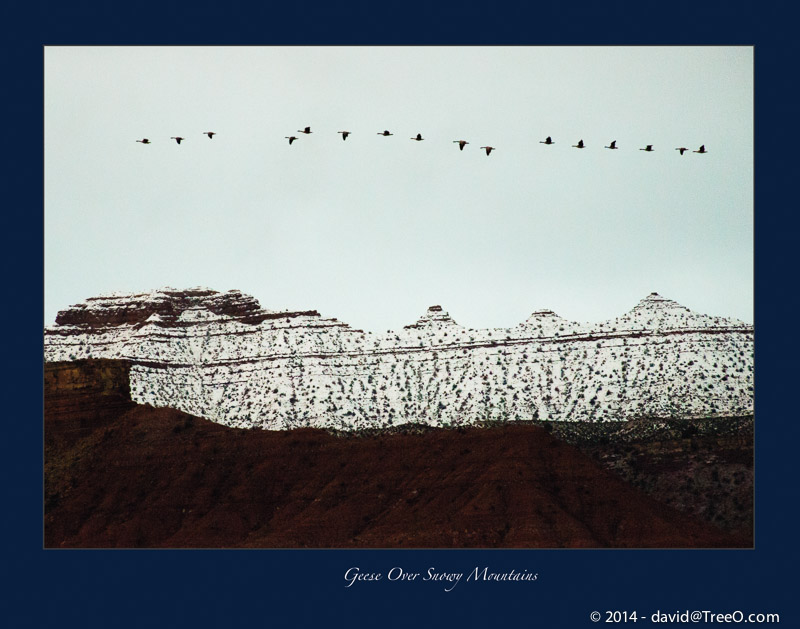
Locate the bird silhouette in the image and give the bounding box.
[285,136,298,145]
[453,140,469,150]
[338,131,351,140]
[411,133,424,141]
[170,137,184,144]
[676,147,689,155]
[203,132,216,139]
[377,130,393,136]
[605,140,618,149]
[136,138,150,144]
[572,139,585,148]
[640,145,654,152]
[480,146,495,156]
[298,126,312,134]
[693,145,708,154]
[540,136,554,145]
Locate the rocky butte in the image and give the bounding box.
[44,288,753,431]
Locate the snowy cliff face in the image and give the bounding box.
[44,288,754,430]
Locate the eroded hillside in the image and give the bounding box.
[44,288,753,430]
[44,360,749,548]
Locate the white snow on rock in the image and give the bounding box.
[44,288,754,431]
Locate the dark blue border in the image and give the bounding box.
[10,1,793,627]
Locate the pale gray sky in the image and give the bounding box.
[45,46,753,330]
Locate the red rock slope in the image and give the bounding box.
[44,362,748,548]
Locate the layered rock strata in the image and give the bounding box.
[44,288,754,430]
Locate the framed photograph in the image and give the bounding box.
[17,1,790,627]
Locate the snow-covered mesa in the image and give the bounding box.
[44,288,754,430]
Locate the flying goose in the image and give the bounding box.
[338,131,351,140]
[285,136,298,145]
[170,136,185,144]
[693,145,708,153]
[135,138,150,144]
[453,140,469,150]
[640,144,654,152]
[540,136,554,145]
[676,147,689,155]
[605,140,618,149]
[411,133,424,141]
[480,146,495,156]
[377,130,393,136]
[203,132,216,139]
[572,139,585,148]
[298,126,312,134]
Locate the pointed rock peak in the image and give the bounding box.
[631,292,690,313]
[524,309,563,323]
[404,305,459,329]
[612,291,744,331]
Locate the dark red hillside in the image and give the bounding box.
[44,364,748,548]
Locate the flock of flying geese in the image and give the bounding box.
[136,131,216,144]
[135,128,708,156]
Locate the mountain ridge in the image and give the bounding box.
[44,361,749,548]
[44,288,754,431]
